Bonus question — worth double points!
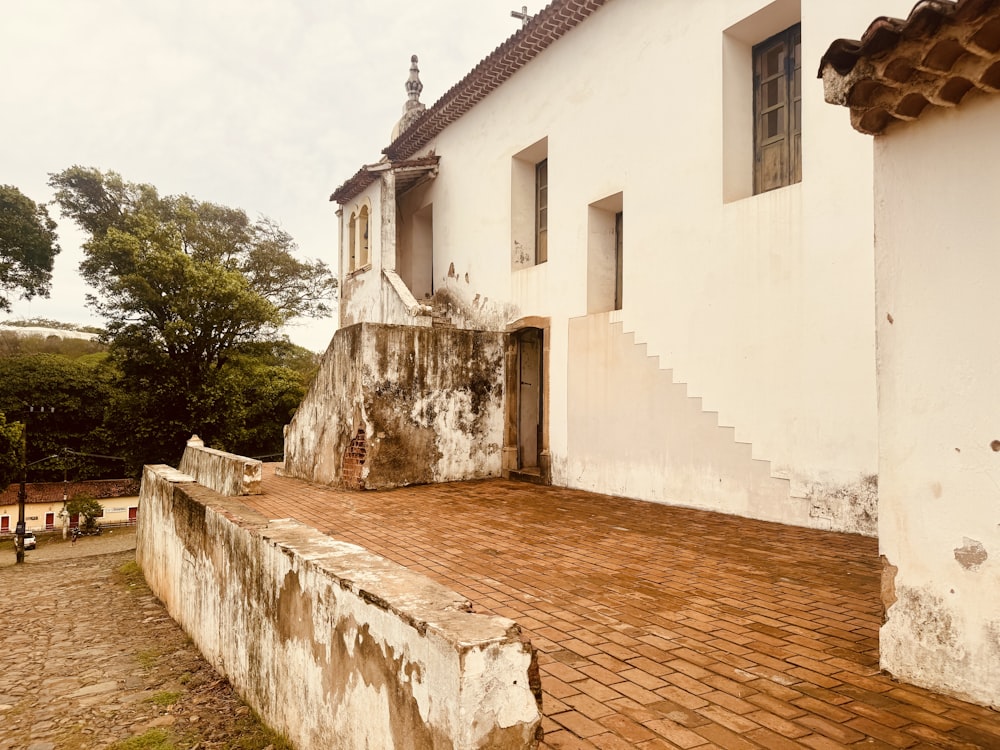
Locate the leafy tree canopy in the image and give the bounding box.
[66,495,104,531]
[0,185,61,312]
[49,167,336,375]
[0,413,24,492]
[47,167,335,466]
[0,353,116,480]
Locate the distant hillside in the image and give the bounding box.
[0,321,101,342]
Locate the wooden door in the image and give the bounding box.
[518,329,542,469]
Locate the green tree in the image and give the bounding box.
[65,495,104,531]
[0,353,116,480]
[48,167,336,465]
[0,414,24,493]
[0,185,61,311]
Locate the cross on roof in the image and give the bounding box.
[510,5,532,28]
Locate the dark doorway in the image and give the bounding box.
[517,328,543,471]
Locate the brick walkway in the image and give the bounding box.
[243,468,1000,749]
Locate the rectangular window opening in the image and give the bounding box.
[535,159,548,265]
[587,192,623,314]
[511,137,549,269]
[614,211,623,311]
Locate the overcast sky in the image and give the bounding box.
[1,0,523,351]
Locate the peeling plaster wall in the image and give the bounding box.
[429,284,520,333]
[284,323,504,489]
[136,464,542,749]
[340,184,384,329]
[178,443,261,496]
[803,474,878,538]
[874,95,1000,707]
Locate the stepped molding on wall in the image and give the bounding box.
[566,312,810,527]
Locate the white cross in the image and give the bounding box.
[510,5,531,27]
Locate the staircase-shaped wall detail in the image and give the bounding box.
[566,313,811,527]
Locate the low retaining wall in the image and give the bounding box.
[136,464,542,749]
[178,439,261,496]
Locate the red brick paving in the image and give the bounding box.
[242,468,1000,749]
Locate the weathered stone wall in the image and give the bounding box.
[136,464,542,749]
[178,441,261,496]
[283,322,504,489]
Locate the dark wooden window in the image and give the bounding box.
[535,159,548,264]
[753,24,801,194]
[614,211,623,311]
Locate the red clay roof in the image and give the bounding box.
[330,0,609,204]
[819,0,1000,134]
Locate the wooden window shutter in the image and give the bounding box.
[753,24,801,194]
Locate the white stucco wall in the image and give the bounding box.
[333,0,917,530]
[873,93,1000,707]
[136,465,542,748]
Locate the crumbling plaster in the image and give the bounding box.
[873,94,1000,707]
[284,323,505,490]
[136,464,542,749]
[178,437,261,496]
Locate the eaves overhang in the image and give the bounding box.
[329,155,441,205]
[819,0,1000,134]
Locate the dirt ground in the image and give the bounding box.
[0,528,292,750]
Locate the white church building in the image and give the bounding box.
[280,0,1000,709]
[286,0,923,537]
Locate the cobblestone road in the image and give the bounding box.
[0,529,287,750]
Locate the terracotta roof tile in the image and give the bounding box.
[819,0,1000,134]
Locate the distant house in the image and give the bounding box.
[0,479,140,535]
[285,0,919,536]
[821,0,1000,708]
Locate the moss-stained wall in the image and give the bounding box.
[178,442,261,496]
[283,323,504,489]
[136,464,542,749]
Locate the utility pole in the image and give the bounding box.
[11,405,58,565]
[15,424,26,565]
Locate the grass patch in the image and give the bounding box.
[118,559,142,576]
[145,690,182,707]
[107,728,177,750]
[226,722,296,750]
[116,559,146,590]
[136,648,162,669]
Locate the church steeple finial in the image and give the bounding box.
[406,55,423,109]
[393,54,426,141]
